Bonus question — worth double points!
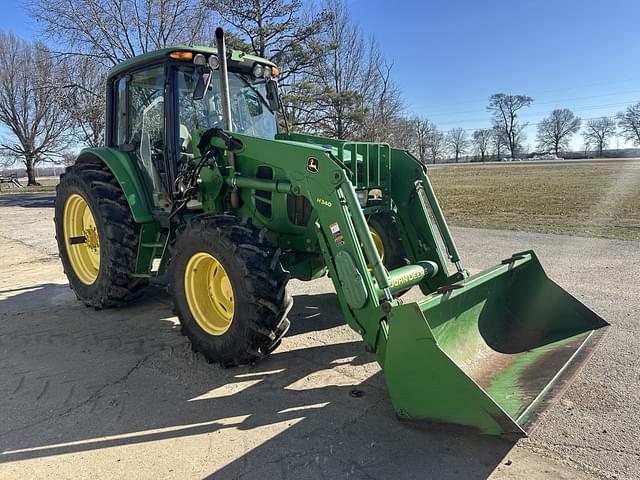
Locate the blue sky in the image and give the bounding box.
[1,0,639,151]
[349,0,640,149]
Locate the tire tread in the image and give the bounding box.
[172,214,291,366]
[54,162,147,308]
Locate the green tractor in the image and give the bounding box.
[55,28,608,436]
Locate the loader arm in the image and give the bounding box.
[197,130,608,436]
[196,131,395,348]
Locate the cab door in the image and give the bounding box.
[113,65,172,212]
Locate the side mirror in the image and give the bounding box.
[193,70,212,101]
[265,79,281,111]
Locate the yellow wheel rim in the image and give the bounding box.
[370,227,385,263]
[63,194,100,285]
[184,252,235,336]
[367,226,385,271]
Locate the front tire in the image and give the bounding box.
[172,214,291,366]
[368,212,412,297]
[54,162,147,308]
[368,212,409,271]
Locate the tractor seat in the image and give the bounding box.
[179,124,194,166]
[179,124,192,153]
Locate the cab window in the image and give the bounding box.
[127,66,170,210]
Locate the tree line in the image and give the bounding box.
[1,0,639,184]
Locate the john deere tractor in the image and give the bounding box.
[55,29,608,436]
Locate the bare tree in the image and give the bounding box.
[583,117,616,157]
[59,56,109,146]
[616,102,640,146]
[388,117,416,152]
[413,117,435,163]
[487,93,533,160]
[31,0,210,66]
[31,0,212,148]
[536,108,581,156]
[491,125,508,160]
[0,33,73,185]
[427,128,445,164]
[446,127,469,163]
[307,0,364,138]
[359,55,402,142]
[472,128,492,161]
[0,152,14,169]
[304,0,399,140]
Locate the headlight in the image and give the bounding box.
[252,63,264,78]
[208,55,219,70]
[193,53,206,66]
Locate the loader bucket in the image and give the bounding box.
[382,251,608,436]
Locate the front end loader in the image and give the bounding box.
[54,29,608,436]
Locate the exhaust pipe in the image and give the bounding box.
[215,27,232,131]
[215,27,240,208]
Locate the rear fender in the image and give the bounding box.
[76,148,154,223]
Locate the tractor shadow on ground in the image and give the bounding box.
[286,292,346,335]
[0,283,515,479]
[0,192,55,208]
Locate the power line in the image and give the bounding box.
[422,89,640,119]
[434,100,637,127]
[414,76,640,110]
[456,113,621,133]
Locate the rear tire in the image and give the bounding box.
[172,214,291,366]
[54,162,147,308]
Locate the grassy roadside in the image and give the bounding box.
[0,176,58,194]
[429,159,640,241]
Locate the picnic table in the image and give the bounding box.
[0,173,23,191]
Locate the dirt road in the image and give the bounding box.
[1,193,638,479]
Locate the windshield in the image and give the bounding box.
[176,66,277,147]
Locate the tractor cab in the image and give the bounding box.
[105,46,280,212]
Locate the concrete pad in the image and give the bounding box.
[0,192,637,479]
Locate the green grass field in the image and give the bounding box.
[429,159,640,241]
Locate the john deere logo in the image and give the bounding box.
[307,157,319,173]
